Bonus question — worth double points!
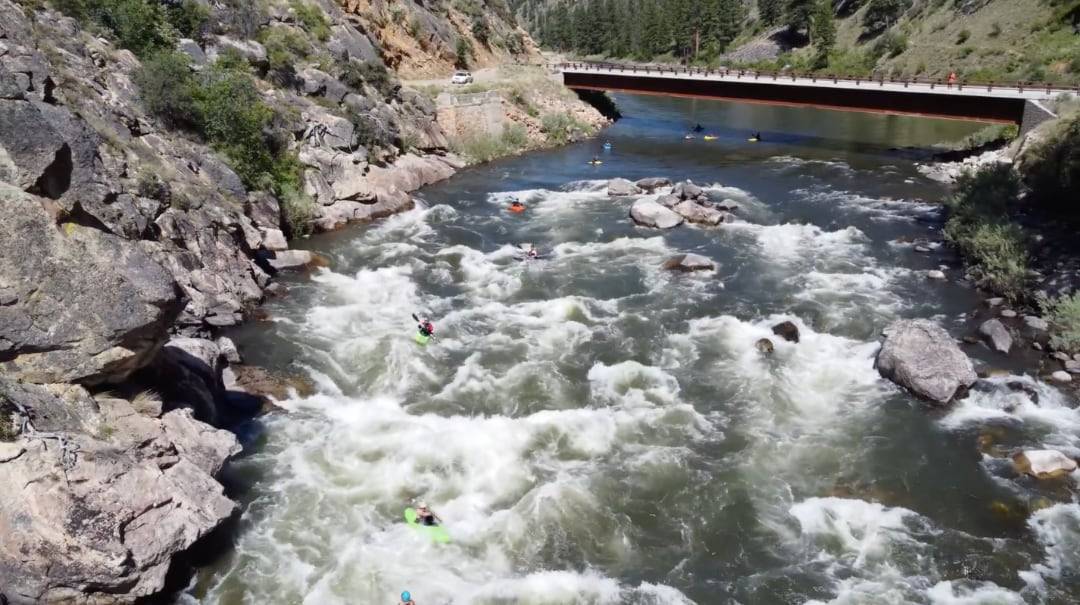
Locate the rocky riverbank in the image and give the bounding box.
[0,0,536,601]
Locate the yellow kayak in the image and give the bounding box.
[703,135,718,141]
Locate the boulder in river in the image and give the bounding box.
[629,199,684,229]
[1012,450,1078,479]
[876,319,977,404]
[772,321,800,344]
[672,180,704,201]
[673,200,729,226]
[656,194,681,209]
[926,270,946,281]
[662,253,715,272]
[635,177,671,192]
[755,338,775,355]
[1050,370,1072,384]
[607,178,642,197]
[978,319,1013,354]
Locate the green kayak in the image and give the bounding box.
[404,508,450,543]
[414,332,431,346]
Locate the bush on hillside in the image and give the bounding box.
[278,182,316,237]
[134,51,199,129]
[338,60,398,98]
[450,124,530,164]
[1021,114,1080,214]
[455,37,472,69]
[165,0,210,40]
[290,0,331,42]
[1044,292,1080,354]
[863,0,911,35]
[541,112,587,146]
[259,26,311,84]
[53,0,175,56]
[944,164,1029,300]
[872,31,908,59]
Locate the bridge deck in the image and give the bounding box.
[559,64,1075,125]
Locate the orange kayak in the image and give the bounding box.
[508,206,526,213]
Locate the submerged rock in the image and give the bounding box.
[978,319,1013,354]
[629,199,684,229]
[606,178,641,196]
[876,319,977,404]
[772,321,800,344]
[1012,450,1078,479]
[755,338,775,355]
[926,269,946,281]
[662,253,715,272]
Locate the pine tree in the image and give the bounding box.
[786,0,816,32]
[759,0,785,25]
[810,0,835,67]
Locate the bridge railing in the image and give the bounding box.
[550,61,1080,96]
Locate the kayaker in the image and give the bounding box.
[400,591,416,604]
[412,314,434,338]
[509,199,526,212]
[416,502,442,527]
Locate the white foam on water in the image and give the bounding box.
[926,580,1024,605]
[725,222,870,265]
[436,244,523,301]
[789,497,921,569]
[940,376,1080,450]
[795,187,940,223]
[1019,503,1080,598]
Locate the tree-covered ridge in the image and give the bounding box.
[515,0,751,62]
[514,0,1080,84]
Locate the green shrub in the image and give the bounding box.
[350,110,397,151]
[290,0,331,42]
[259,26,311,83]
[501,123,528,148]
[471,15,490,45]
[278,182,316,237]
[863,0,910,35]
[455,37,472,69]
[134,51,199,129]
[872,31,908,59]
[1021,114,1080,213]
[541,112,587,146]
[944,164,1029,300]
[165,0,210,40]
[338,59,398,98]
[53,0,175,56]
[957,29,970,45]
[1044,292,1080,353]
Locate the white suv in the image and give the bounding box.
[451,71,473,84]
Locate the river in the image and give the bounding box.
[184,94,1080,604]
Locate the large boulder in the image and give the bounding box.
[0,184,180,385]
[204,35,268,68]
[772,321,800,344]
[606,178,641,196]
[1012,450,1078,479]
[672,180,704,201]
[876,319,977,404]
[630,199,684,229]
[635,177,671,192]
[0,379,239,603]
[662,253,715,272]
[673,200,730,226]
[978,319,1013,354]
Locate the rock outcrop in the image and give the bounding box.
[0,184,181,385]
[630,199,684,229]
[876,319,977,404]
[0,379,239,603]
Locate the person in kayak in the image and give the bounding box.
[527,246,540,260]
[692,123,704,132]
[509,199,526,212]
[415,502,442,526]
[412,314,434,338]
[750,132,761,142]
[400,591,416,604]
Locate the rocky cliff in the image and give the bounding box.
[0,0,541,601]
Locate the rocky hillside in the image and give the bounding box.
[0,0,554,602]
